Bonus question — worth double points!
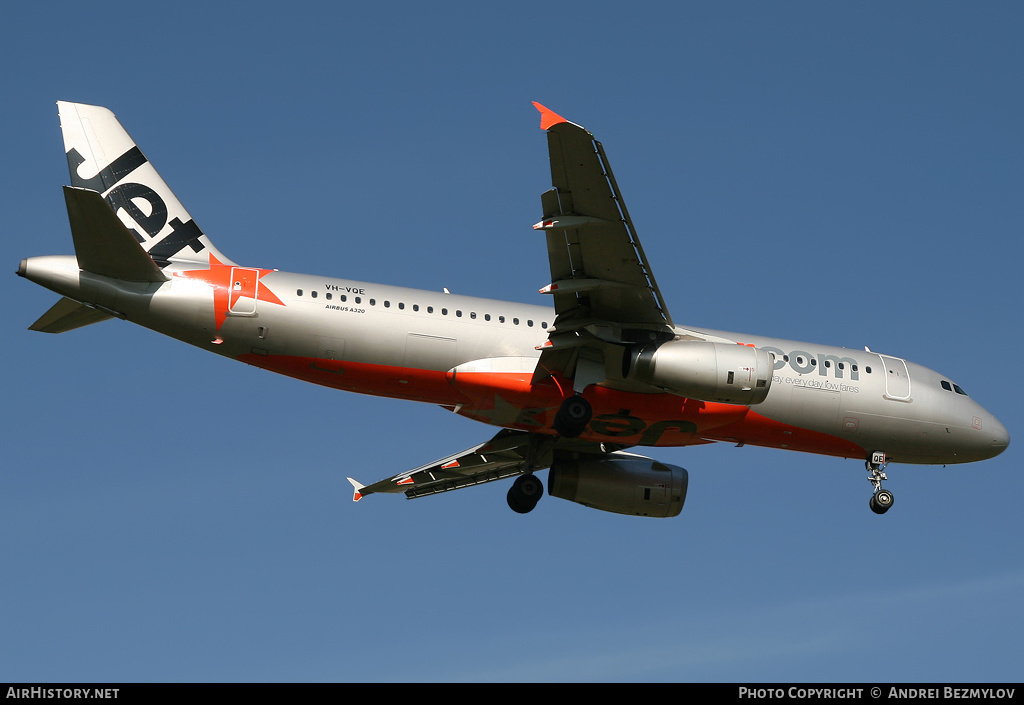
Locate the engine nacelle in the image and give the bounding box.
[628,340,774,405]
[548,455,689,518]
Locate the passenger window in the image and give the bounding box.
[297,289,303,296]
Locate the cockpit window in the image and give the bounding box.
[940,379,969,396]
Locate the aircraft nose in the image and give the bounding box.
[989,414,1010,457]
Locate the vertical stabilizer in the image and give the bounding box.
[57,101,235,268]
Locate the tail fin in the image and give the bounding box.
[57,101,234,269]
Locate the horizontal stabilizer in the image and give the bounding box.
[64,186,168,283]
[29,296,113,333]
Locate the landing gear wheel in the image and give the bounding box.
[553,395,592,438]
[507,474,544,514]
[869,489,894,515]
[865,453,894,515]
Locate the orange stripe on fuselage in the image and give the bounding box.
[236,354,865,458]
[236,353,468,405]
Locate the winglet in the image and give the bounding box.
[532,102,568,130]
[347,477,365,502]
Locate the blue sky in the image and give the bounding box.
[2,2,1021,682]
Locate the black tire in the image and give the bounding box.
[869,489,894,515]
[507,474,543,514]
[517,474,543,500]
[554,395,592,438]
[507,485,532,514]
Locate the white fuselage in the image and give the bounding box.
[20,256,1010,466]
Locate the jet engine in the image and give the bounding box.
[627,340,774,405]
[547,454,688,518]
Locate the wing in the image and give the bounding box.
[349,429,553,501]
[530,103,676,388]
[347,429,621,501]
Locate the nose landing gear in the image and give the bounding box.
[866,452,894,515]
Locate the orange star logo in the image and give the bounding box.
[175,254,285,329]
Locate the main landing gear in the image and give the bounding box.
[866,452,894,515]
[553,395,592,438]
[507,473,544,514]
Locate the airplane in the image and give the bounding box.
[18,101,1009,518]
